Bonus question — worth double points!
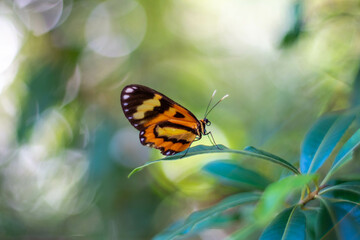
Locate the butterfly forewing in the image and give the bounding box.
[120,84,201,155]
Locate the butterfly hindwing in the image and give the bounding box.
[121,84,201,155]
[139,122,197,155]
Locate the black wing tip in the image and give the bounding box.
[120,85,141,105]
[121,84,147,93]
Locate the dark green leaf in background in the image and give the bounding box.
[155,212,238,240]
[301,114,339,173]
[322,129,360,184]
[303,208,319,240]
[331,129,360,171]
[87,120,116,181]
[351,62,360,108]
[280,0,304,48]
[301,112,355,174]
[17,50,79,142]
[203,160,271,190]
[154,192,261,240]
[317,198,360,240]
[259,206,306,240]
[320,182,360,204]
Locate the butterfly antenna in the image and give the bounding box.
[204,90,217,118]
[204,94,229,118]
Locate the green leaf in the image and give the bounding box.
[128,145,300,177]
[301,112,355,174]
[153,192,261,240]
[254,175,315,223]
[17,51,79,142]
[320,182,360,203]
[280,0,304,48]
[244,146,299,174]
[303,208,319,240]
[322,129,360,183]
[333,129,360,167]
[203,160,271,190]
[317,197,360,240]
[351,64,360,108]
[320,182,360,195]
[157,213,238,240]
[259,206,306,240]
[227,223,261,240]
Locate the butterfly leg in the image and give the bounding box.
[180,138,201,158]
[205,131,222,150]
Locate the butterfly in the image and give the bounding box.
[120,84,228,156]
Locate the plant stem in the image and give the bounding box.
[300,185,326,206]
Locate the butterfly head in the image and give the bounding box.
[199,118,211,135]
[204,118,211,126]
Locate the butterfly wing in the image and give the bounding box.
[139,121,197,155]
[120,84,201,155]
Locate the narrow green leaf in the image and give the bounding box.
[317,197,360,240]
[322,129,360,183]
[320,182,360,203]
[333,129,360,167]
[128,144,300,177]
[260,206,306,240]
[303,208,319,240]
[128,145,226,177]
[301,114,339,173]
[254,175,315,223]
[280,0,304,48]
[153,192,261,240]
[190,214,238,232]
[157,213,238,240]
[162,144,229,160]
[227,223,261,240]
[203,160,271,190]
[301,112,355,174]
[351,64,360,108]
[320,182,360,195]
[244,146,298,174]
[335,201,360,223]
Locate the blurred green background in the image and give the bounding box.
[0,0,358,239]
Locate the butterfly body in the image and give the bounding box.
[121,84,210,156]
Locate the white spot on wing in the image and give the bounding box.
[124,109,129,112]
[123,102,128,106]
[132,86,138,89]
[125,88,134,93]
[128,116,133,120]
[140,131,144,135]
[134,123,138,127]
[140,137,145,142]
[123,94,130,100]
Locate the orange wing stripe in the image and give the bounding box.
[121,84,203,156]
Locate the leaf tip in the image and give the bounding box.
[128,167,142,178]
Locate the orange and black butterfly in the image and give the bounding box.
[120,84,228,156]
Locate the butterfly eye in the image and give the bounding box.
[206,120,211,126]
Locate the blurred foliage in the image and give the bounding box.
[148,86,360,239]
[0,0,360,239]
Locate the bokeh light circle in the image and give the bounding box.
[13,0,64,35]
[85,0,147,58]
